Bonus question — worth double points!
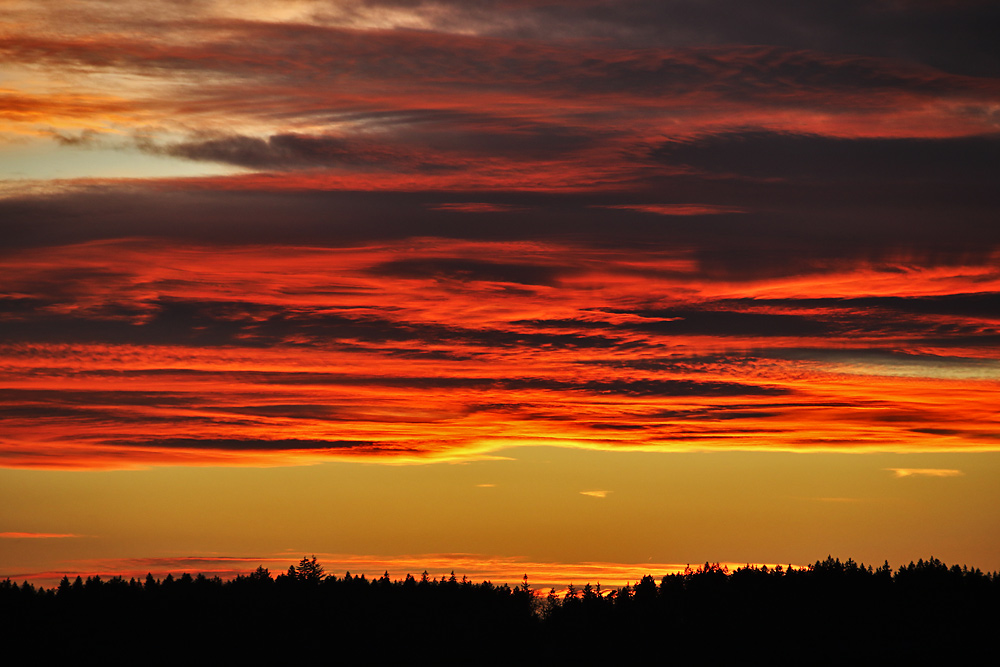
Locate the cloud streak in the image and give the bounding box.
[886,468,965,478]
[0,532,83,539]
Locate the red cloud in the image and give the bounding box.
[0,532,82,539]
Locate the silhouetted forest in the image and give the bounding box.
[3,556,997,665]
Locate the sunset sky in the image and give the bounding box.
[2,0,999,588]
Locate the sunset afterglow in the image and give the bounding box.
[2,0,998,585]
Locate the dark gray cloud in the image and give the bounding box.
[428,0,1000,77]
[0,296,628,350]
[19,288,995,355]
[0,296,45,315]
[153,133,377,170]
[22,0,1000,78]
[652,132,1000,182]
[314,376,791,397]
[370,258,567,286]
[720,293,1000,319]
[0,406,229,428]
[606,348,1000,376]
[0,389,201,407]
[144,124,595,171]
[7,21,990,106]
[302,374,795,398]
[209,404,344,420]
[39,368,789,398]
[0,189,633,252]
[4,181,998,278]
[519,313,826,338]
[103,438,376,451]
[593,308,832,337]
[522,298,1000,346]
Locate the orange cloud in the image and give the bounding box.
[0,238,997,469]
[1,4,998,472]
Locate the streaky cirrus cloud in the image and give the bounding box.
[0,532,84,539]
[886,468,965,478]
[6,0,1000,75]
[1,234,999,468]
[595,204,746,216]
[1,1,999,470]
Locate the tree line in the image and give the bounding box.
[3,556,997,664]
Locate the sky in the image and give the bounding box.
[2,0,999,587]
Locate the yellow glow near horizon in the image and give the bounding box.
[3,448,999,585]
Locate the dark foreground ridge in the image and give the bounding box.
[4,556,998,665]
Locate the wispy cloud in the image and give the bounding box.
[1,237,998,468]
[596,204,745,216]
[580,490,611,498]
[429,203,526,213]
[0,532,83,539]
[0,2,998,472]
[813,497,863,503]
[886,468,964,478]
